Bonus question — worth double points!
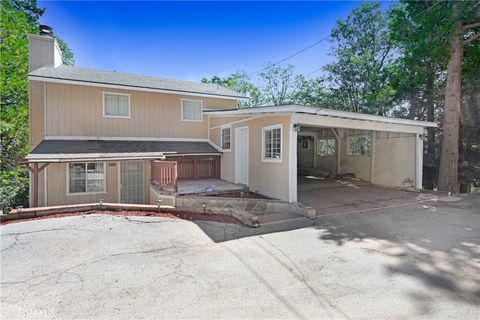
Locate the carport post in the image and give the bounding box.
[415,133,423,189]
[330,128,341,175]
[370,130,376,183]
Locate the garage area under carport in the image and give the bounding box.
[290,110,437,209]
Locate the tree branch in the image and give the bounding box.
[463,22,480,31]
[464,33,480,44]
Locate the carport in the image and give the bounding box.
[289,108,437,206]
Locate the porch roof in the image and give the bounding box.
[26,139,221,162]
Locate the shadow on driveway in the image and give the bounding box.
[314,196,480,314]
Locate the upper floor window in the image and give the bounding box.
[221,127,231,150]
[317,138,336,156]
[103,92,130,118]
[181,99,203,121]
[347,135,371,156]
[262,124,282,162]
[68,162,105,194]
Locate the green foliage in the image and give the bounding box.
[201,72,261,107]
[0,0,75,212]
[0,0,37,212]
[258,63,297,106]
[323,2,396,115]
[56,37,75,65]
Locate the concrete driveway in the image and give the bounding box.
[1,197,479,319]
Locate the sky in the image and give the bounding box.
[38,1,390,82]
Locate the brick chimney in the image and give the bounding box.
[28,25,63,71]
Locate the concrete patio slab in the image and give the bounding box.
[297,175,437,215]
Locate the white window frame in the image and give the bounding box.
[262,123,283,163]
[102,92,131,118]
[317,138,336,157]
[66,162,107,195]
[181,99,203,122]
[347,134,371,156]
[221,125,231,152]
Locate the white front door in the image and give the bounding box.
[235,126,249,185]
[119,161,145,204]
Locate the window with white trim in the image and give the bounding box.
[181,99,202,121]
[103,93,130,117]
[317,138,336,156]
[347,136,371,156]
[68,162,105,194]
[221,127,231,150]
[262,124,282,162]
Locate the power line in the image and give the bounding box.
[305,0,443,79]
[246,1,384,77]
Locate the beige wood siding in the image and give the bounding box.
[217,115,291,201]
[209,116,249,128]
[44,160,152,206]
[29,81,45,150]
[43,82,237,139]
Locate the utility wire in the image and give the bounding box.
[246,2,384,77]
[305,0,443,78]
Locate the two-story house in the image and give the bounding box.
[25,32,436,208]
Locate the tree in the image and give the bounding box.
[323,2,396,115]
[438,3,480,193]
[258,63,298,106]
[292,75,329,107]
[201,72,261,107]
[0,0,75,212]
[56,37,75,65]
[0,0,37,212]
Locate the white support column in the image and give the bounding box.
[289,122,298,203]
[370,130,376,183]
[44,166,48,206]
[331,128,341,175]
[415,133,424,189]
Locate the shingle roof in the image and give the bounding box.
[27,140,220,161]
[29,65,245,99]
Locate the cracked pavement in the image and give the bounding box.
[1,198,479,319]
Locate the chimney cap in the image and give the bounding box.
[39,25,54,37]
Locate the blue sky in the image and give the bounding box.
[38,1,390,82]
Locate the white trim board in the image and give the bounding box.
[261,123,283,163]
[208,116,265,130]
[44,136,210,142]
[292,113,426,134]
[28,76,244,101]
[206,105,436,128]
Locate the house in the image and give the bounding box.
[25,32,436,208]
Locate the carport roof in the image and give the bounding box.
[26,139,221,162]
[204,105,437,128]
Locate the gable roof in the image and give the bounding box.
[204,105,437,128]
[27,140,220,162]
[28,65,245,99]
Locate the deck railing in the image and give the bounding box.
[151,160,178,192]
[151,156,221,193]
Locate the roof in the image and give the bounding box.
[28,65,246,99]
[27,140,220,162]
[204,105,437,128]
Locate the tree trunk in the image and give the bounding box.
[425,65,436,155]
[438,17,463,194]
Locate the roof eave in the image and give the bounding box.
[28,75,247,100]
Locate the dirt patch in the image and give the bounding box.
[0,209,243,226]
